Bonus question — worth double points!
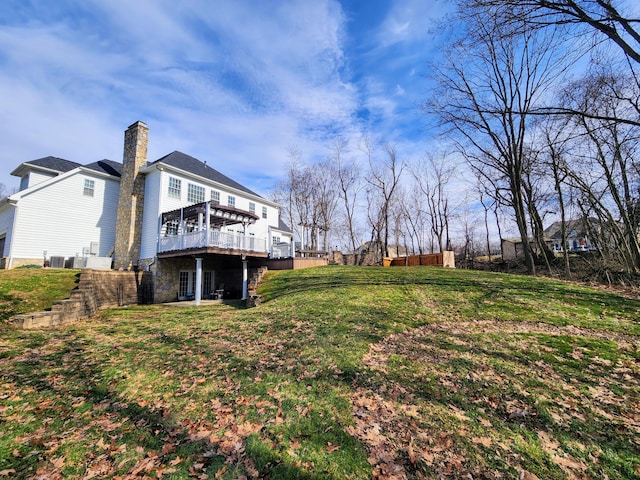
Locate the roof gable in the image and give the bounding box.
[150,151,260,198]
[11,156,81,177]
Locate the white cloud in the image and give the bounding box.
[0,0,448,199]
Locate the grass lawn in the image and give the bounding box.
[0,266,638,479]
[0,268,79,322]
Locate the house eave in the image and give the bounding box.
[11,163,62,178]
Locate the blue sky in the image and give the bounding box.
[0,0,450,196]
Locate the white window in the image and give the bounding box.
[262,206,267,219]
[188,183,205,204]
[249,202,256,214]
[272,236,281,244]
[83,179,95,197]
[227,195,236,207]
[211,190,220,204]
[168,177,181,199]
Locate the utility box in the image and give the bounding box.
[50,256,65,268]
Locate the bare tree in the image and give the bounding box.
[329,136,363,252]
[410,153,456,253]
[362,138,405,261]
[465,0,640,128]
[427,4,568,274]
[273,147,340,255]
[314,157,340,252]
[561,70,640,274]
[399,185,429,255]
[468,0,640,64]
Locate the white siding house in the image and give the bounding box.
[0,159,121,268]
[0,122,294,303]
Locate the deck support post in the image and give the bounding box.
[194,257,203,306]
[241,255,248,300]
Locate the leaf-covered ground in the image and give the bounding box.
[0,266,638,479]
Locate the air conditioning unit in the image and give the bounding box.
[90,242,99,255]
[50,256,65,268]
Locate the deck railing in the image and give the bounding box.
[158,230,267,254]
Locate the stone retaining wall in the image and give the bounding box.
[11,269,150,329]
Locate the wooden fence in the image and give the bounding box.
[389,251,455,268]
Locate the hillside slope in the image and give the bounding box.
[0,268,79,322]
[1,266,638,479]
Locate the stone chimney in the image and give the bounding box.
[113,121,148,270]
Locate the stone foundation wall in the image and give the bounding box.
[4,258,45,269]
[151,257,194,303]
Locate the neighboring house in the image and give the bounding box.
[501,237,540,261]
[501,218,597,260]
[0,121,293,303]
[543,219,596,252]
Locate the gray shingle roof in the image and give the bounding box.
[83,159,122,177]
[150,151,260,198]
[278,217,292,233]
[15,156,81,174]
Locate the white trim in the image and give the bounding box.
[11,163,69,177]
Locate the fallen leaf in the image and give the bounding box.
[471,436,492,447]
[215,465,227,479]
[519,470,540,480]
[326,442,341,453]
[408,438,417,465]
[51,456,65,470]
[244,458,259,478]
